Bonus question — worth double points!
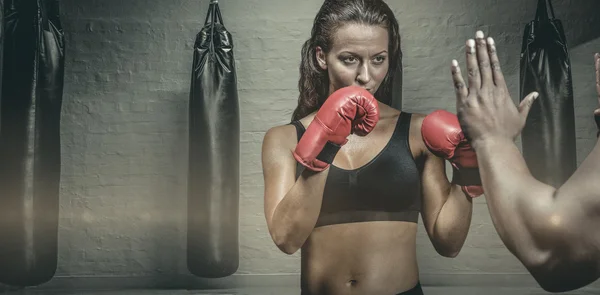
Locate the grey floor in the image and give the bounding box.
[2,287,600,295]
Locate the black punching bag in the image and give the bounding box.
[187,0,240,278]
[0,0,64,286]
[0,0,3,128]
[519,0,577,187]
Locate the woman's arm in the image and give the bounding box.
[262,125,328,255]
[263,86,380,255]
[414,115,474,258]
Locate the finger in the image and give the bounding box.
[518,92,539,124]
[487,37,505,86]
[465,39,480,90]
[451,59,468,103]
[475,31,492,88]
[595,53,600,104]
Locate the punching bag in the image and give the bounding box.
[0,0,64,286]
[519,0,577,187]
[187,0,240,278]
[0,0,3,129]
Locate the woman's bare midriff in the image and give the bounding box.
[300,221,419,295]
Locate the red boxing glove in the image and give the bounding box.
[293,86,379,172]
[421,110,483,198]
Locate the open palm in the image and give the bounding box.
[450,31,538,146]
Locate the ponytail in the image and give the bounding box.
[291,39,330,122]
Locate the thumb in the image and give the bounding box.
[518,92,539,121]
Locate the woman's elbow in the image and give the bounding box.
[269,228,301,255]
[437,248,461,258]
[432,242,463,258]
[276,241,301,255]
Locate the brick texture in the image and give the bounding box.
[55,0,600,285]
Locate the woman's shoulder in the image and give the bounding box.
[385,108,426,129]
[262,122,301,153]
[265,112,315,138]
[409,112,427,127]
[264,123,295,139]
[403,111,427,148]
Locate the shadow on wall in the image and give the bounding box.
[509,0,599,48]
[556,0,600,48]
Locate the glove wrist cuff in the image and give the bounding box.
[315,141,342,165]
[451,166,482,186]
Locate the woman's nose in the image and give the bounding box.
[356,64,371,85]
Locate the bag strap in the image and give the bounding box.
[203,0,224,53]
[39,0,47,29]
[203,0,224,26]
[213,1,224,25]
[535,0,556,22]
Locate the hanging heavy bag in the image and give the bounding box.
[519,0,577,188]
[0,0,3,129]
[0,0,64,287]
[187,0,240,278]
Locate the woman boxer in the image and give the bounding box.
[261,1,482,294]
[451,31,600,293]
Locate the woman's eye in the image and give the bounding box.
[343,56,358,64]
[374,56,386,64]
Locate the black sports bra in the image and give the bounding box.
[291,112,423,227]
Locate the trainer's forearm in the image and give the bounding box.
[472,138,558,266]
[475,136,600,292]
[554,138,600,208]
[270,168,328,254]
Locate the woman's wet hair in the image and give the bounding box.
[291,0,402,121]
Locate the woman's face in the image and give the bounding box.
[316,23,390,96]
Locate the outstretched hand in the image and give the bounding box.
[450,31,539,147]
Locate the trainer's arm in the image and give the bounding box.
[262,126,328,255]
[473,136,600,292]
